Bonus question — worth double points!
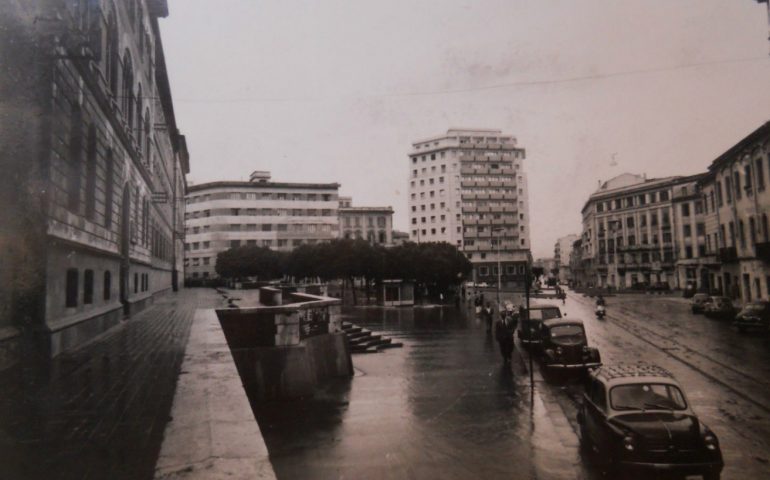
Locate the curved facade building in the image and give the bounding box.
[185,171,339,280]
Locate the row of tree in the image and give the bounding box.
[215,239,473,302]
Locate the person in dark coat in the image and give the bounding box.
[495,306,517,363]
[483,302,494,332]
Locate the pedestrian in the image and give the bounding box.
[474,294,482,314]
[495,306,517,364]
[483,302,494,332]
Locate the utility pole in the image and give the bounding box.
[494,227,504,308]
[525,261,533,395]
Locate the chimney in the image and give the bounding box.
[249,171,271,183]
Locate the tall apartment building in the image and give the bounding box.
[554,234,579,284]
[0,0,188,365]
[408,129,531,288]
[579,173,695,289]
[337,196,394,245]
[184,171,339,280]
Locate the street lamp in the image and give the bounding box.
[493,227,505,308]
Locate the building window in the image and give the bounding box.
[66,269,79,308]
[104,149,115,228]
[85,125,97,219]
[83,269,94,304]
[231,240,241,248]
[479,266,489,276]
[734,171,741,200]
[67,105,84,212]
[681,203,690,217]
[121,50,134,127]
[103,271,111,300]
[134,272,139,293]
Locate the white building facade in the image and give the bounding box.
[184,171,339,280]
[408,129,531,288]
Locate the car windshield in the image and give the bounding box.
[693,294,708,300]
[528,308,561,321]
[610,383,687,411]
[549,325,585,344]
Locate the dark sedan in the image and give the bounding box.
[703,296,736,321]
[540,318,601,374]
[733,300,770,333]
[690,293,712,314]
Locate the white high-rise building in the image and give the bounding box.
[408,129,532,288]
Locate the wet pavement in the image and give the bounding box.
[0,289,224,480]
[254,305,592,480]
[254,293,770,480]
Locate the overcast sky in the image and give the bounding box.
[160,0,770,258]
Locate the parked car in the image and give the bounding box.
[690,294,713,314]
[577,363,723,479]
[517,304,562,348]
[540,318,601,374]
[703,296,736,321]
[733,300,770,333]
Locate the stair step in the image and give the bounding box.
[347,330,372,340]
[377,342,403,349]
[351,345,379,354]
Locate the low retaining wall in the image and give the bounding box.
[215,290,352,402]
[154,309,276,479]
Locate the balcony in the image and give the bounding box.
[756,242,770,263]
[719,246,738,264]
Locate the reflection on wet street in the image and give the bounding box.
[254,305,591,480]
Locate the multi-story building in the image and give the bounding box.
[407,128,531,288]
[670,174,720,293]
[0,0,188,365]
[337,197,394,245]
[698,121,770,303]
[184,171,339,280]
[569,239,585,287]
[579,173,695,289]
[554,234,579,284]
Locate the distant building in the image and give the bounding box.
[554,234,579,284]
[184,171,339,280]
[569,239,585,287]
[337,197,394,245]
[0,0,188,364]
[407,128,531,288]
[579,173,694,289]
[391,230,410,246]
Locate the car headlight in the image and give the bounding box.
[703,433,718,451]
[623,435,635,452]
[555,347,563,356]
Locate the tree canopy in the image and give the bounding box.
[215,239,471,293]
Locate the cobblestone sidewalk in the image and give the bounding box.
[0,288,223,480]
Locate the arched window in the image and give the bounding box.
[104,148,115,228]
[106,12,119,96]
[68,105,84,212]
[763,214,769,242]
[103,270,112,300]
[135,83,143,150]
[144,108,151,160]
[739,219,746,248]
[121,50,134,127]
[750,217,757,246]
[85,124,97,219]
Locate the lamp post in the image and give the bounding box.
[493,227,504,308]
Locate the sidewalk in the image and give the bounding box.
[0,288,223,480]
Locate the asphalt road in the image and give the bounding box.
[554,291,770,480]
[254,293,770,480]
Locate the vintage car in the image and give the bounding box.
[517,304,562,347]
[733,300,770,333]
[540,318,601,373]
[703,296,736,321]
[577,364,723,479]
[690,293,713,314]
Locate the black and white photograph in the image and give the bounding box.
[2,1,770,479]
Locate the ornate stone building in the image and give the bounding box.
[0,0,188,365]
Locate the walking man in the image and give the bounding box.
[495,304,517,364]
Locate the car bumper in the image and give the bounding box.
[619,460,723,475]
[545,362,602,370]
